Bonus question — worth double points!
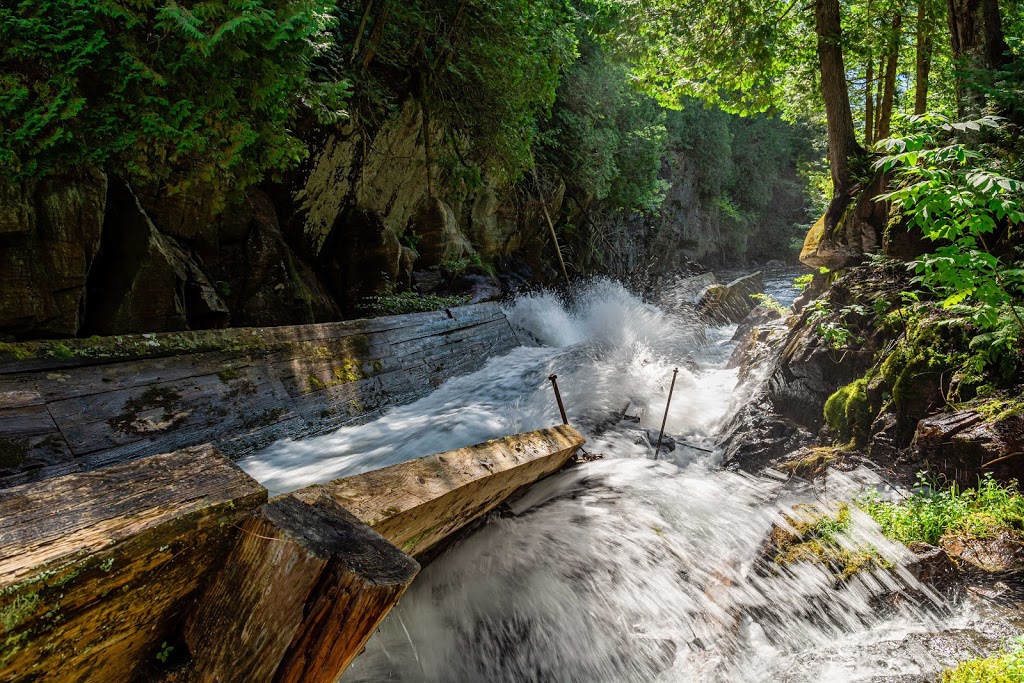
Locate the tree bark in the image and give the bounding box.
[815,0,865,211]
[873,53,885,136]
[877,13,903,140]
[865,58,875,144]
[946,0,1010,114]
[915,0,935,113]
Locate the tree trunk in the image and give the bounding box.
[915,0,935,113]
[873,53,885,136]
[865,58,875,144]
[877,13,903,140]
[946,0,1010,114]
[815,0,864,209]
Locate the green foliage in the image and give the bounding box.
[940,637,1024,683]
[341,0,576,184]
[0,0,345,200]
[593,0,801,115]
[858,474,1024,546]
[750,293,790,315]
[808,300,866,349]
[538,33,667,212]
[359,290,470,317]
[876,114,1024,380]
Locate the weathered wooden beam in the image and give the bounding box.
[0,303,518,484]
[292,425,586,556]
[185,495,419,683]
[0,445,266,682]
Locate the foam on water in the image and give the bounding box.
[239,277,979,681]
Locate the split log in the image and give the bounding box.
[185,495,419,683]
[0,445,266,682]
[292,424,586,556]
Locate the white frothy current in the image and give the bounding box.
[239,278,978,682]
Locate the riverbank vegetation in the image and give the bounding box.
[941,637,1024,682]
[859,475,1024,546]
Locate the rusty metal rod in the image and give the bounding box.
[655,368,679,459]
[548,374,569,425]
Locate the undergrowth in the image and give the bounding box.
[940,637,1024,682]
[359,291,470,317]
[858,474,1024,546]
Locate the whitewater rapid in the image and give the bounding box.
[239,276,995,682]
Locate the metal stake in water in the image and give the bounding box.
[548,374,569,425]
[655,368,679,459]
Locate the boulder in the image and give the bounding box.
[911,408,1024,484]
[85,179,229,335]
[906,542,959,585]
[409,196,473,268]
[0,169,107,338]
[214,189,339,327]
[940,532,1024,573]
[799,174,888,270]
[696,272,764,324]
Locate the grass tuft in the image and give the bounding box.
[858,474,1024,547]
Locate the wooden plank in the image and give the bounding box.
[185,495,418,683]
[0,404,75,476]
[52,368,296,457]
[0,445,267,682]
[292,425,586,556]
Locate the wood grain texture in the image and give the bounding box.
[185,495,418,683]
[0,445,267,682]
[292,425,586,556]
[0,303,517,485]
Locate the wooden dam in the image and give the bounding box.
[0,303,586,682]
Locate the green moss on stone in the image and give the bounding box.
[824,378,873,445]
[0,439,27,468]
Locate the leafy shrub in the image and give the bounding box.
[858,474,1024,546]
[876,114,1024,380]
[358,291,470,317]
[0,0,346,202]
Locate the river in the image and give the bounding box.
[239,273,1018,682]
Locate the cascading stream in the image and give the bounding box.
[239,275,992,682]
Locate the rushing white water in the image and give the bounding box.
[240,276,1010,682]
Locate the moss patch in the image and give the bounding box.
[824,378,874,445]
[0,439,27,469]
[108,386,187,435]
[767,503,888,582]
[777,446,848,479]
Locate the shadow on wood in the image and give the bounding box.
[184,495,419,683]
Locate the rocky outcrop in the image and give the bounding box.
[696,271,765,323]
[911,407,1024,484]
[0,169,107,338]
[212,189,339,327]
[720,262,910,470]
[86,179,229,335]
[799,174,889,270]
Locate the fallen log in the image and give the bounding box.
[185,496,419,683]
[0,445,266,682]
[291,424,586,556]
